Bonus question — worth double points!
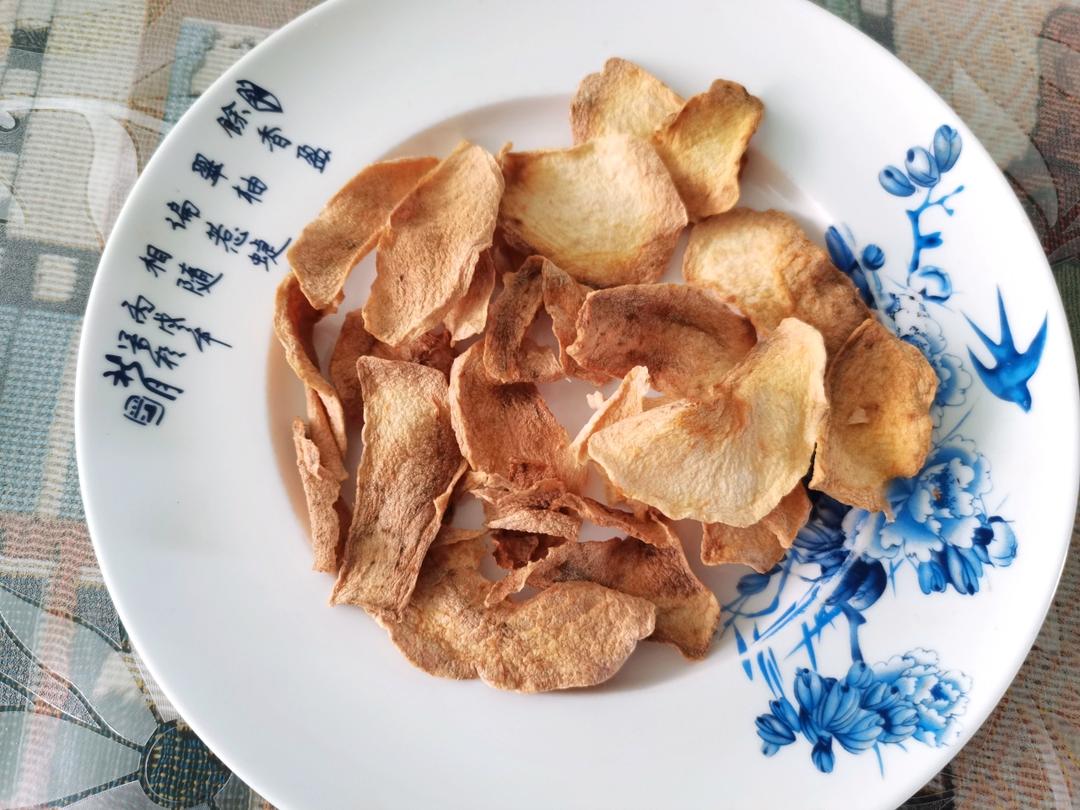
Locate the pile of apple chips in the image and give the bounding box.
[274,59,937,692]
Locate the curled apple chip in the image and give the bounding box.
[540,260,602,382]
[329,310,453,426]
[683,208,869,355]
[331,357,466,619]
[444,249,496,343]
[287,156,438,309]
[569,366,651,463]
[568,284,756,399]
[528,536,719,660]
[291,390,349,574]
[570,57,684,143]
[498,135,687,287]
[274,273,346,454]
[379,536,656,691]
[484,256,561,383]
[485,531,570,607]
[651,79,763,221]
[810,318,937,513]
[701,484,811,572]
[364,141,503,346]
[450,343,582,490]
[588,318,827,525]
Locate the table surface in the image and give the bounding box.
[0,1,1076,808]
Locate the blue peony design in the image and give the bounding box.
[756,651,970,772]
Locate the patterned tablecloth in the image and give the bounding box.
[0,1,1076,808]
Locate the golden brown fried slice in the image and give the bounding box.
[331,358,466,619]
[329,311,454,426]
[449,343,583,490]
[291,391,349,573]
[288,156,438,309]
[499,135,687,287]
[274,273,346,454]
[444,249,496,343]
[683,209,869,355]
[651,79,763,221]
[701,484,811,572]
[568,284,756,399]
[364,141,503,346]
[469,475,676,549]
[540,261,604,382]
[484,256,562,383]
[528,536,719,660]
[589,318,827,526]
[810,318,937,514]
[569,366,652,463]
[379,536,656,691]
[570,57,685,143]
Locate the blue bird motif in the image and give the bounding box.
[964,288,1048,412]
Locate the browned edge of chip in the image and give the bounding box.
[444,249,497,343]
[484,255,562,383]
[701,484,811,572]
[287,156,439,310]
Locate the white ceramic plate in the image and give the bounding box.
[74,1,1080,807]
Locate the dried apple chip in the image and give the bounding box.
[498,135,687,287]
[274,273,346,454]
[568,284,756,399]
[569,366,651,463]
[444,249,496,343]
[364,141,503,346]
[449,343,583,490]
[287,156,438,309]
[540,261,604,382]
[701,484,811,572]
[810,318,937,513]
[329,311,454,426]
[484,256,561,383]
[570,57,684,143]
[529,535,718,659]
[683,209,869,355]
[291,394,348,574]
[652,79,763,221]
[331,357,466,619]
[379,536,656,691]
[589,318,827,525]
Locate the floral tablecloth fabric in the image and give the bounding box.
[0,1,1076,807]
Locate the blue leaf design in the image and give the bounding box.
[932,125,962,172]
[905,147,940,187]
[912,265,953,302]
[879,165,916,196]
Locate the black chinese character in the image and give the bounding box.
[139,245,172,278]
[296,144,331,172]
[165,199,200,230]
[257,125,291,153]
[118,329,186,370]
[236,79,283,113]
[123,394,165,426]
[248,235,292,270]
[205,221,249,254]
[192,152,227,186]
[232,175,267,205]
[176,262,223,297]
[121,295,155,324]
[103,354,183,401]
[216,101,249,138]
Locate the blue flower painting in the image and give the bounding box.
[729,124,1044,776]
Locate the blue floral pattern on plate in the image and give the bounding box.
[730,125,1047,775]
